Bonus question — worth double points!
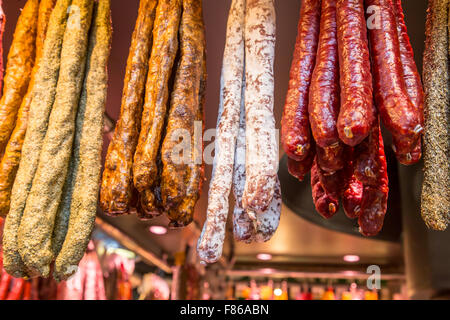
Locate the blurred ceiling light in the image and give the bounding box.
[257,253,273,261]
[343,255,360,263]
[274,288,283,297]
[149,225,168,235]
[260,268,276,275]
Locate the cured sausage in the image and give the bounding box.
[392,0,424,164]
[161,0,205,223]
[336,0,374,146]
[357,121,389,236]
[281,0,320,161]
[354,122,385,187]
[287,141,316,182]
[231,82,281,246]
[168,50,206,228]
[242,0,277,214]
[0,0,56,218]
[254,180,281,243]
[133,0,182,192]
[316,143,345,173]
[341,149,363,219]
[421,0,449,231]
[311,159,339,219]
[198,0,246,258]
[232,83,255,244]
[54,0,112,281]
[342,173,363,219]
[308,0,340,149]
[365,0,422,154]
[0,1,5,95]
[100,0,157,216]
[138,187,162,220]
[17,0,94,278]
[3,0,72,279]
[0,0,38,156]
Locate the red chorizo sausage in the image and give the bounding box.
[341,149,364,219]
[309,0,340,149]
[392,0,424,164]
[357,121,389,236]
[311,159,339,219]
[287,139,316,182]
[342,173,363,219]
[281,0,321,161]
[365,0,422,155]
[354,122,384,186]
[316,143,345,173]
[336,0,375,146]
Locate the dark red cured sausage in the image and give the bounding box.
[281,0,320,161]
[392,0,424,164]
[365,0,422,155]
[317,164,344,199]
[316,143,345,173]
[354,122,385,186]
[359,184,388,236]
[311,159,339,219]
[336,0,375,146]
[309,0,340,149]
[342,173,363,219]
[341,149,363,219]
[287,139,316,182]
[357,121,389,236]
[394,139,422,165]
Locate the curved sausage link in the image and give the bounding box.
[392,0,424,164]
[309,0,340,149]
[365,0,422,154]
[198,0,246,262]
[287,140,316,182]
[311,159,339,219]
[336,0,375,146]
[281,0,321,161]
[242,0,278,214]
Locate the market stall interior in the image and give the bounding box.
[0,0,449,300]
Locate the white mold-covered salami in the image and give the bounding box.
[233,89,281,243]
[242,0,277,214]
[233,82,254,243]
[254,178,281,243]
[197,0,246,264]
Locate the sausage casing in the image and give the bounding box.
[199,0,245,260]
[281,0,320,161]
[133,0,182,192]
[3,0,72,279]
[0,0,38,156]
[421,0,450,231]
[100,0,157,215]
[311,159,339,219]
[336,0,374,146]
[54,0,112,281]
[242,0,277,214]
[0,0,56,218]
[366,0,422,154]
[161,0,205,223]
[17,0,94,278]
[309,0,340,149]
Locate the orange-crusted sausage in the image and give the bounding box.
[0,0,38,156]
[133,0,182,193]
[100,0,157,216]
